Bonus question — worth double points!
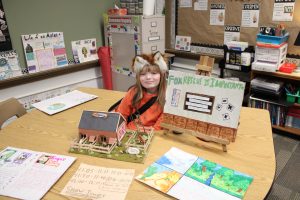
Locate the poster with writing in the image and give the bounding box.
[32,90,98,115]
[61,163,135,200]
[272,0,295,21]
[179,0,192,8]
[175,35,191,51]
[164,70,245,129]
[71,38,98,63]
[0,146,76,200]
[210,4,225,26]
[194,0,208,11]
[21,32,68,73]
[224,26,240,45]
[136,147,253,200]
[241,3,260,27]
[0,50,22,80]
[0,0,12,51]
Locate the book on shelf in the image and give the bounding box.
[249,96,287,126]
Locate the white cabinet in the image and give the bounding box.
[104,15,165,91]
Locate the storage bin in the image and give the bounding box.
[256,33,289,45]
[286,91,299,103]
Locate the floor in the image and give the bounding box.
[265,131,300,200]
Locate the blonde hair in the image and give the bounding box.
[131,53,167,109]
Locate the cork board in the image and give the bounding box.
[175,0,300,55]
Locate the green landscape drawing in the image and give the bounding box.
[185,158,253,198]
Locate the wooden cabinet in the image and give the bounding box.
[249,70,300,136]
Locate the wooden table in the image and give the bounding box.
[0,87,276,200]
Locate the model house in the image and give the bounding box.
[78,111,126,145]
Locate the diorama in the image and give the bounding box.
[161,70,245,151]
[69,111,154,163]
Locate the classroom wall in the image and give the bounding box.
[3,0,115,68]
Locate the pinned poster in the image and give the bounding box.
[21,32,68,73]
[179,0,192,8]
[0,50,22,80]
[210,4,225,26]
[175,35,191,51]
[71,38,98,63]
[194,0,208,11]
[224,26,240,45]
[241,3,260,27]
[272,0,295,21]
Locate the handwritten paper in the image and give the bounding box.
[0,146,76,200]
[61,163,135,200]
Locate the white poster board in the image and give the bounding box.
[32,90,97,115]
[71,38,98,63]
[21,32,68,73]
[164,70,245,129]
[0,146,75,200]
[0,50,22,80]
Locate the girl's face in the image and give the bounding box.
[139,65,161,93]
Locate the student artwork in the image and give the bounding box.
[175,35,191,51]
[161,70,245,150]
[136,147,253,200]
[0,146,75,200]
[21,32,68,73]
[0,50,22,80]
[32,90,97,115]
[71,38,98,63]
[70,111,155,163]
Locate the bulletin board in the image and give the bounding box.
[174,0,300,56]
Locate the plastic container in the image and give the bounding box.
[256,33,289,45]
[286,91,299,103]
[279,63,296,73]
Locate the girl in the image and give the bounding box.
[115,51,168,130]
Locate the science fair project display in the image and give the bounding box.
[161,70,245,151]
[21,32,68,73]
[136,147,253,200]
[0,146,75,200]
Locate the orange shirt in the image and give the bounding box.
[115,87,163,130]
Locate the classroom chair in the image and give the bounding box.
[0,98,27,130]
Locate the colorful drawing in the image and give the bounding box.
[185,158,253,198]
[71,38,98,63]
[156,147,197,174]
[136,162,182,193]
[136,147,253,199]
[175,35,191,51]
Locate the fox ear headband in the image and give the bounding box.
[132,52,168,73]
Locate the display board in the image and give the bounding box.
[2,0,115,68]
[174,0,300,56]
